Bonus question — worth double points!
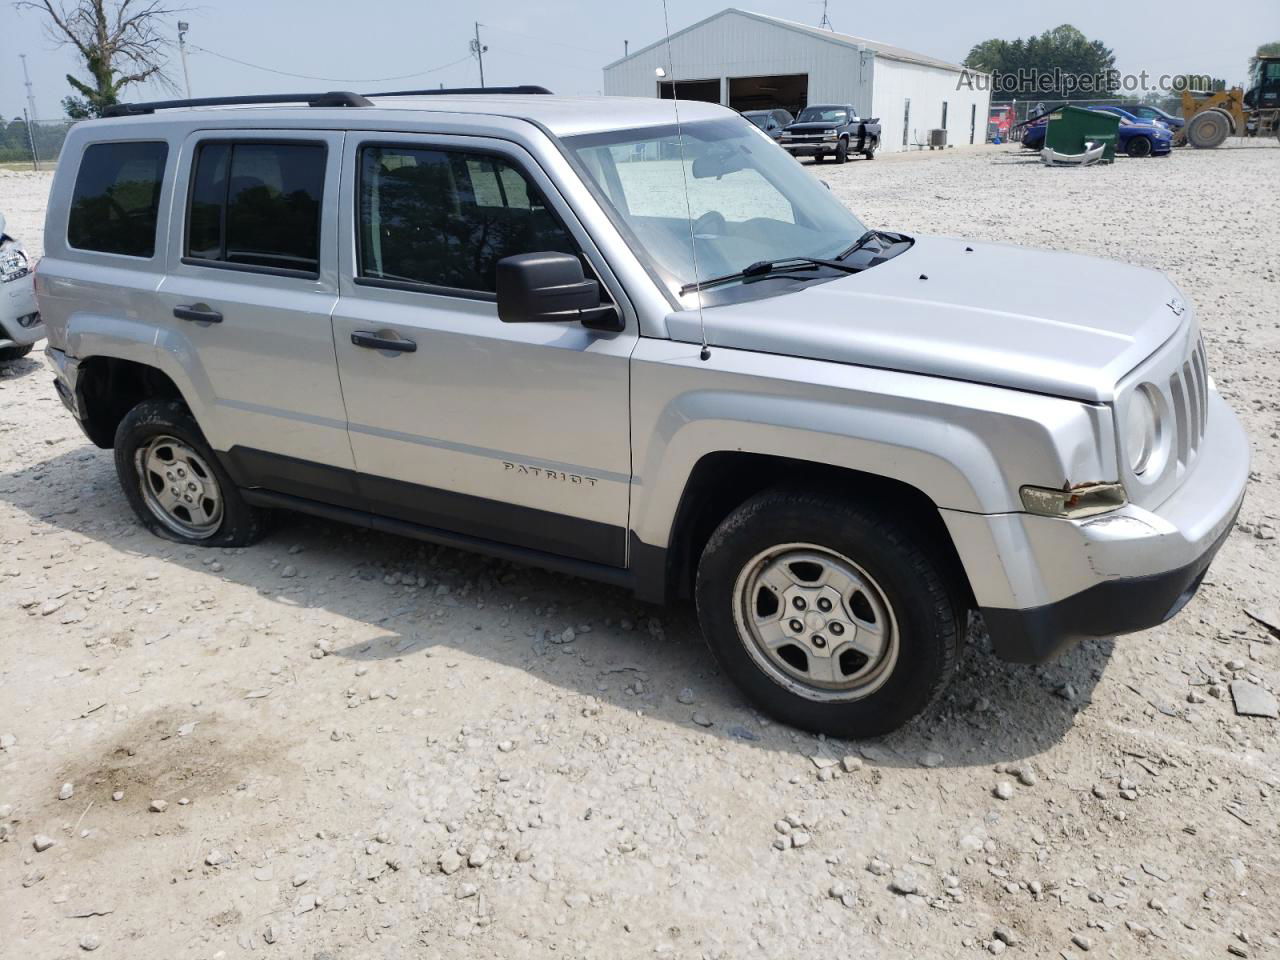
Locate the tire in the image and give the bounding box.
[1186,110,1229,148]
[813,154,824,164]
[835,138,849,164]
[0,343,33,363]
[113,398,265,547]
[863,138,877,159]
[1126,135,1153,158]
[695,488,961,737]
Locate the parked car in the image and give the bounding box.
[1020,111,1172,158]
[0,212,43,362]
[1085,107,1175,156]
[1128,104,1185,131]
[741,108,794,141]
[781,103,881,162]
[38,90,1246,738]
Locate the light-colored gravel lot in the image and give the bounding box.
[2,140,1277,959]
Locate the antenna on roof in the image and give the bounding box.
[818,0,834,31]
[659,0,710,363]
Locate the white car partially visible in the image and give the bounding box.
[0,212,43,362]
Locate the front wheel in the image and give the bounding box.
[695,489,961,737]
[1126,135,1153,158]
[113,398,266,547]
[0,343,33,363]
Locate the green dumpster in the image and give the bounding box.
[1043,105,1119,163]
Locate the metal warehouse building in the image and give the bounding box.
[603,8,990,153]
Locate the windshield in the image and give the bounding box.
[797,106,849,123]
[564,117,866,299]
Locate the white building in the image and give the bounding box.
[603,8,990,153]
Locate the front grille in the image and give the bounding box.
[1168,335,1208,469]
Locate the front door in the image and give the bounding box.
[156,130,356,491]
[331,133,635,566]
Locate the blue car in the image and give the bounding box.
[1127,104,1185,131]
[1085,107,1174,156]
[1021,110,1172,157]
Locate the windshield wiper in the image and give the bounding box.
[839,228,911,258]
[679,255,860,296]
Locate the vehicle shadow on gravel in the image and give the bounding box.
[0,354,42,380]
[2,446,1112,770]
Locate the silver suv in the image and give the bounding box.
[37,89,1248,737]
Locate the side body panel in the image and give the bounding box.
[152,129,352,468]
[627,335,1117,581]
[328,132,638,566]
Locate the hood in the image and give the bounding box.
[1129,122,1173,138]
[666,235,1188,403]
[787,121,844,133]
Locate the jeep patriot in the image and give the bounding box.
[36,89,1248,736]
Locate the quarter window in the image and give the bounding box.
[357,145,576,295]
[68,141,168,257]
[185,141,326,275]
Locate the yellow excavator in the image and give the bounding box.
[1179,55,1280,147]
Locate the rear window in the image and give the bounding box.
[67,141,168,257]
[185,141,326,276]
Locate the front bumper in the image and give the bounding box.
[783,140,839,157]
[0,272,43,349]
[944,389,1249,662]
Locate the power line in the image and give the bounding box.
[187,44,473,84]
[481,23,610,56]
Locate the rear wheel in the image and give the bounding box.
[1186,110,1230,148]
[114,398,265,547]
[863,137,877,159]
[695,488,961,737]
[1126,135,1153,158]
[0,343,33,363]
[835,138,849,164]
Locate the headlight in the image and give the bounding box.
[1020,482,1126,518]
[824,129,838,136]
[0,242,29,284]
[1123,385,1159,475]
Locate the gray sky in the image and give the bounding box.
[2,0,1276,119]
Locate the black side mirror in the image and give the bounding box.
[496,252,622,332]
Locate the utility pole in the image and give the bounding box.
[19,56,40,170]
[624,40,629,57]
[470,22,488,88]
[177,21,193,98]
[22,108,40,171]
[19,54,39,123]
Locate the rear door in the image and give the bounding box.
[330,133,636,566]
[156,130,356,493]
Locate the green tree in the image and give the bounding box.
[14,0,183,118]
[1252,42,1280,70]
[964,24,1118,100]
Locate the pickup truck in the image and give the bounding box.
[781,104,881,162]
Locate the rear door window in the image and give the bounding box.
[67,141,168,257]
[356,144,577,295]
[185,141,326,276]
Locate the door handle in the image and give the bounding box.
[351,331,417,353]
[174,303,223,324]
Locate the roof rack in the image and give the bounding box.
[102,85,554,117]
[103,91,371,117]
[364,85,553,97]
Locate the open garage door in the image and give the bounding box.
[728,74,808,116]
[658,79,721,104]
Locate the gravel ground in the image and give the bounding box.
[2,141,1278,959]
